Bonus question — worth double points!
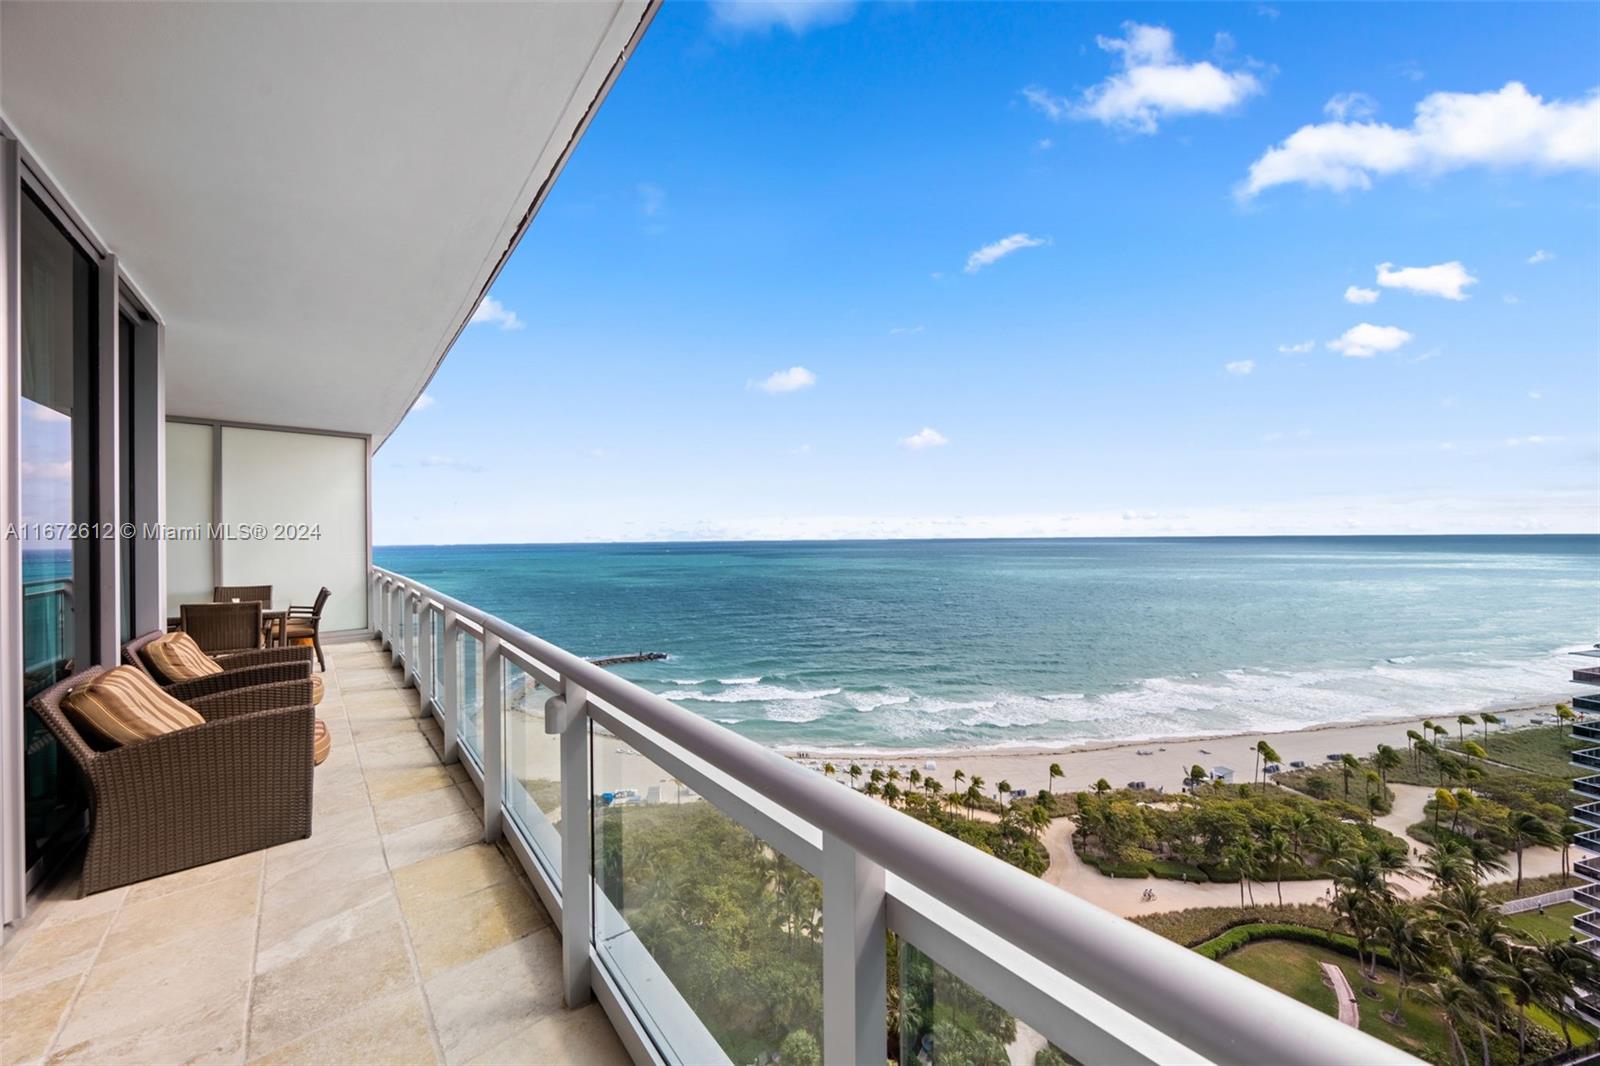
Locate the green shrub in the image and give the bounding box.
[1193,923,1392,968]
[1132,904,1342,947]
[1147,859,1208,881]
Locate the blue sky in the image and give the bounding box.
[374,1,1600,544]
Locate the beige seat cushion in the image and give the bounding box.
[63,666,206,747]
[313,719,331,765]
[144,631,224,681]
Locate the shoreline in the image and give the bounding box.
[778,695,1575,797]
[782,691,1573,763]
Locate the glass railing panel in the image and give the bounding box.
[458,631,483,764]
[503,660,562,880]
[897,940,1073,1066]
[593,727,824,1064]
[429,610,443,710]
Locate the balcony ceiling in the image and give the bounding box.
[0,1,651,444]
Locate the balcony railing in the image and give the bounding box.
[369,566,1415,1066]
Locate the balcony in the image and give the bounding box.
[359,566,1413,1066]
[1574,749,1600,772]
[0,640,626,1065]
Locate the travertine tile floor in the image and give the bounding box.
[0,640,629,1066]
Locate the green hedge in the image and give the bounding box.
[1132,904,1343,947]
[1195,922,1393,968]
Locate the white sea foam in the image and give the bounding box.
[667,683,843,705]
[717,676,763,685]
[669,678,705,685]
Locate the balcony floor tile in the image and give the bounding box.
[2,639,625,1066]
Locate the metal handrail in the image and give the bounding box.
[370,566,1414,1066]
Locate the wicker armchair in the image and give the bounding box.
[181,601,264,654]
[28,668,315,895]
[124,631,314,694]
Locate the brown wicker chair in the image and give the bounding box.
[274,587,331,672]
[28,667,315,895]
[124,631,314,695]
[213,584,272,605]
[181,601,264,654]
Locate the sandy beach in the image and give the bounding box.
[790,699,1571,799]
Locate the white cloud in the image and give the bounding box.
[1324,92,1377,121]
[1527,249,1555,264]
[1036,137,1054,151]
[889,325,925,335]
[1528,390,1543,400]
[1503,293,1521,305]
[964,233,1047,274]
[637,182,665,216]
[20,460,70,480]
[1239,82,1600,198]
[752,366,817,394]
[410,393,436,413]
[1326,322,1413,358]
[1505,435,1553,447]
[1375,260,1477,300]
[1344,285,1380,304]
[900,427,949,450]
[1030,23,1260,134]
[1277,340,1314,354]
[1224,360,1255,375]
[470,296,524,331]
[708,0,854,33]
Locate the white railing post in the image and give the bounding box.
[417,603,434,715]
[407,593,421,684]
[822,832,886,1066]
[368,573,379,639]
[440,608,461,764]
[377,577,390,646]
[546,678,592,1008]
[482,632,504,842]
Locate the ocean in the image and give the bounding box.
[374,536,1600,753]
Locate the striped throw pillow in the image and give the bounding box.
[62,666,206,746]
[145,631,224,681]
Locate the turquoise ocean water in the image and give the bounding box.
[374,536,1600,753]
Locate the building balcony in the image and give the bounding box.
[0,640,624,1065]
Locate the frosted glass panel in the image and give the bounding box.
[164,421,215,614]
[219,427,367,631]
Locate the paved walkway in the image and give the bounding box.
[0,640,626,1065]
[1320,962,1360,1027]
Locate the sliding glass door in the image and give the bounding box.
[18,185,95,875]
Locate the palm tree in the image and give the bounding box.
[1431,722,1450,744]
[1504,944,1556,1063]
[1431,787,1456,837]
[847,764,863,790]
[1224,841,1256,907]
[1405,728,1424,769]
[1261,831,1293,905]
[864,781,881,799]
[1253,740,1280,786]
[1456,714,1475,743]
[1542,940,1595,1050]
[996,778,1011,803]
[952,769,966,791]
[1507,811,1556,893]
[1459,739,1488,763]
[1377,903,1431,1024]
[1373,744,1403,787]
[1560,819,1580,881]
[1092,777,1111,796]
[887,767,901,784]
[1479,712,1500,743]
[964,783,981,818]
[870,767,885,787]
[1027,802,1050,839]
[1422,840,1475,889]
[969,774,985,800]
[1284,810,1313,855]
[1362,768,1381,815]
[1048,762,1063,794]
[1557,702,1576,736]
[1421,974,1478,1066]
[823,762,836,781]
[1339,753,1360,797]
[908,768,921,788]
[882,782,900,808]
[1188,764,1208,791]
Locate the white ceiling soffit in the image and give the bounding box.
[1,0,653,444]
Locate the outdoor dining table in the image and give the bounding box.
[166,607,291,647]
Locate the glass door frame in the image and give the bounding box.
[1,121,166,935]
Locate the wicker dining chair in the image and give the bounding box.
[275,587,331,671]
[28,667,314,895]
[213,584,272,605]
[124,630,314,695]
[180,601,264,654]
